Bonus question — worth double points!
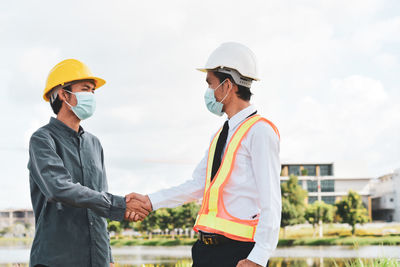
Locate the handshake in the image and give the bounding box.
[124,192,153,222]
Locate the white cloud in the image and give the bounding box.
[0,0,399,208]
[280,75,399,177]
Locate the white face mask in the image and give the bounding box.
[204,79,230,116]
[64,90,96,120]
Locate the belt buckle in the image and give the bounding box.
[202,234,215,245]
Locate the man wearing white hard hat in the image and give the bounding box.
[126,42,281,267]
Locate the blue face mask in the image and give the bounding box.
[204,79,230,116]
[64,90,96,120]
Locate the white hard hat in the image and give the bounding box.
[197,42,259,88]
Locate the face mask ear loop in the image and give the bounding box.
[219,79,231,104]
[213,79,227,92]
[62,90,74,109]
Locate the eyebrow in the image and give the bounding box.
[83,84,95,90]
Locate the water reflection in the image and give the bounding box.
[0,258,378,267]
[1,246,399,267]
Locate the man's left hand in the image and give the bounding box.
[236,259,262,267]
[110,263,114,267]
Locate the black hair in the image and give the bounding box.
[50,85,71,115]
[213,71,253,101]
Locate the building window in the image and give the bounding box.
[308,196,318,204]
[303,165,316,176]
[307,180,318,192]
[288,165,301,176]
[319,165,333,176]
[322,196,336,204]
[13,211,25,218]
[321,180,335,192]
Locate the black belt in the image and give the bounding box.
[199,231,236,246]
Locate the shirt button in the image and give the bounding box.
[90,222,93,226]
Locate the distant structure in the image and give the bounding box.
[0,209,34,229]
[280,163,372,218]
[370,169,400,222]
[1,166,399,227]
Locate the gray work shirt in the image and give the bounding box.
[28,117,126,267]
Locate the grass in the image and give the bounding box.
[334,257,400,267]
[113,258,400,267]
[3,235,400,248]
[278,235,400,247]
[114,259,192,267]
[280,223,400,239]
[110,237,197,247]
[3,224,400,248]
[109,234,400,247]
[0,237,32,247]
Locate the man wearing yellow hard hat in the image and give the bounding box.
[27,59,151,267]
[126,42,281,267]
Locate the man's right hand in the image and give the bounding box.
[124,192,153,222]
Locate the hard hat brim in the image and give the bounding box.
[196,67,260,81]
[43,76,106,102]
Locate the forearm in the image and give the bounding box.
[247,204,281,266]
[47,179,126,221]
[148,178,204,210]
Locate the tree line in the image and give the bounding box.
[108,175,370,237]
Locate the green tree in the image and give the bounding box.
[171,202,200,229]
[120,220,134,230]
[335,190,370,235]
[140,210,160,234]
[107,221,122,234]
[280,175,307,236]
[305,201,334,237]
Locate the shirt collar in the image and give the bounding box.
[227,105,257,130]
[49,117,85,137]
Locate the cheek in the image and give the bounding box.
[214,88,225,101]
[68,95,78,106]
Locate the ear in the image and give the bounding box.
[57,89,68,102]
[224,79,233,92]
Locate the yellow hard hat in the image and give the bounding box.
[43,59,106,102]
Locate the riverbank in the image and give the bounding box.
[109,235,400,247]
[2,235,400,248]
[2,245,400,266]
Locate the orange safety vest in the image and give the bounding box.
[193,114,280,242]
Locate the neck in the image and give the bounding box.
[224,100,250,119]
[56,108,81,132]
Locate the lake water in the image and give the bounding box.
[1,245,399,266]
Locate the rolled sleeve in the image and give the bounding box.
[108,194,126,221]
[247,122,281,266]
[29,131,126,221]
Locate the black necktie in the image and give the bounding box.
[211,120,229,181]
[210,111,257,182]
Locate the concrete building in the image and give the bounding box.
[280,163,372,217]
[0,209,34,229]
[0,166,398,229]
[370,169,400,222]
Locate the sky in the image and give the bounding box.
[0,0,399,209]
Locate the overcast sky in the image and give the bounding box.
[0,0,399,209]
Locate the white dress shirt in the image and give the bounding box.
[148,105,281,266]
